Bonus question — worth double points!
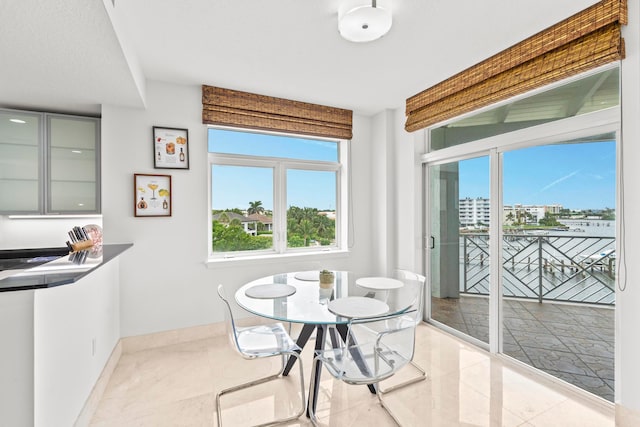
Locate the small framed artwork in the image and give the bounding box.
[134,173,172,217]
[153,126,189,169]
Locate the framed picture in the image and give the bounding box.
[153,126,189,169]
[134,174,172,217]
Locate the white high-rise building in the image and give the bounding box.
[459,197,490,227]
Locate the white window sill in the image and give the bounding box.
[205,249,350,269]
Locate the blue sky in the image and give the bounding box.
[211,129,616,212]
[460,140,616,210]
[210,129,337,211]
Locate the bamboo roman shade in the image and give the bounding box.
[202,86,353,140]
[405,0,627,132]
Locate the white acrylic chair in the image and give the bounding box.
[377,270,428,394]
[216,285,306,427]
[307,308,418,426]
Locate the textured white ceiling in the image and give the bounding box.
[0,0,599,116]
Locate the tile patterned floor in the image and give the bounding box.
[432,296,615,401]
[89,323,614,426]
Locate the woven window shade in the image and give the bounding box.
[202,86,353,140]
[405,0,627,132]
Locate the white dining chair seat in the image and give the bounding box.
[235,323,300,357]
[316,341,409,386]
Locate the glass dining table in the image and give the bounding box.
[235,270,411,416]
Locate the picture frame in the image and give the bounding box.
[134,173,172,217]
[153,126,189,169]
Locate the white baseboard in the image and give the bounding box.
[73,341,122,427]
[121,323,226,354]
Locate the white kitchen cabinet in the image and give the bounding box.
[0,109,100,214]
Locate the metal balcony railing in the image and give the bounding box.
[462,233,615,305]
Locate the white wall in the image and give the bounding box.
[369,107,425,277]
[101,80,375,337]
[369,110,394,275]
[0,215,102,250]
[392,107,425,272]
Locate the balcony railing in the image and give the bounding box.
[462,233,615,305]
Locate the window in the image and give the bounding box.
[208,128,345,258]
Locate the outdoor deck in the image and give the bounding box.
[431,295,614,402]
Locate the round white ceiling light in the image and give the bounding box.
[338,0,392,43]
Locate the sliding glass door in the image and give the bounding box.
[425,132,617,401]
[429,155,491,346]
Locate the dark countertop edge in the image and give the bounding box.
[0,243,133,293]
[0,247,70,259]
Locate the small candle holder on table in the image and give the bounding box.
[319,270,335,302]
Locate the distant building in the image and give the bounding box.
[246,213,273,232]
[459,197,490,227]
[318,211,336,220]
[459,199,564,226]
[503,204,564,224]
[212,211,273,235]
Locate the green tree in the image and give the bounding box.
[212,220,271,252]
[602,207,615,220]
[285,205,335,247]
[539,212,561,227]
[212,208,243,216]
[287,235,305,247]
[506,212,514,223]
[218,212,230,224]
[247,201,264,215]
[298,219,315,246]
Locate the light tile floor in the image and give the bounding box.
[90,323,614,426]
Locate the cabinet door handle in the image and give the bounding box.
[430,236,435,249]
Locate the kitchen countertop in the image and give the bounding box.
[0,243,133,292]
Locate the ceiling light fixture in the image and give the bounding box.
[10,118,26,124]
[338,0,392,43]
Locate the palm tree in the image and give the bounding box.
[247,200,264,215]
[506,212,514,224]
[298,219,315,246]
[301,207,317,222]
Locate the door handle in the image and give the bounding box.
[430,236,435,249]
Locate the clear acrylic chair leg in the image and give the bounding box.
[216,351,306,427]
